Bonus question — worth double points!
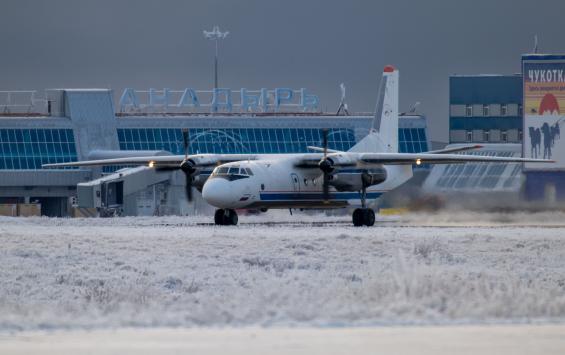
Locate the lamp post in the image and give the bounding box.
[203,26,229,89]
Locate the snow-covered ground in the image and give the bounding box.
[1,211,565,331]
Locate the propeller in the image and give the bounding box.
[180,128,195,201]
[318,129,333,202]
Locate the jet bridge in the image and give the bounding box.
[77,166,176,216]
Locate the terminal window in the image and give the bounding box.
[483,105,489,117]
[398,128,428,153]
[465,105,473,116]
[0,128,77,169]
[483,130,490,142]
[466,131,473,142]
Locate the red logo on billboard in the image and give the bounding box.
[539,93,560,115]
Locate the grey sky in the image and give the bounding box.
[1,0,564,141]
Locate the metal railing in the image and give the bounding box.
[0,91,49,115]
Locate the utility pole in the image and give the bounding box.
[203,26,229,89]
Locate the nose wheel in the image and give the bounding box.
[214,209,238,226]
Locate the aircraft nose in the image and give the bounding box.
[202,178,235,207]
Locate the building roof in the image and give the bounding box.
[450,75,523,104]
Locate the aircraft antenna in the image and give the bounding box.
[336,83,350,115]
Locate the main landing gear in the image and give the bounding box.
[214,209,238,226]
[352,185,375,227]
[352,208,375,227]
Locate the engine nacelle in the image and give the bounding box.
[330,167,387,192]
[326,153,358,168]
[188,155,219,167]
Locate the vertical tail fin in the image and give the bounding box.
[374,65,399,152]
[349,65,399,153]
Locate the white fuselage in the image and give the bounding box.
[201,154,413,210]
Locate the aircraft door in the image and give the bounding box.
[290,173,300,192]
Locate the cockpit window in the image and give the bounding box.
[212,165,253,179]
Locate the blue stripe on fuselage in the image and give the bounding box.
[259,191,382,201]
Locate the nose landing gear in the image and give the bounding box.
[214,209,238,226]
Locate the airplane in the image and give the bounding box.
[43,65,553,226]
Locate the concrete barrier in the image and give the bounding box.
[18,204,41,217]
[0,203,42,217]
[0,204,18,217]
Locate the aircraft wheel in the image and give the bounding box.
[214,209,225,225]
[225,209,238,226]
[363,208,375,227]
[352,208,364,227]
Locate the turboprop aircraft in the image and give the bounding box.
[43,66,553,226]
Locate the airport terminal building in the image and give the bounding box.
[0,88,430,216]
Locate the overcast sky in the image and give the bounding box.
[1,0,564,141]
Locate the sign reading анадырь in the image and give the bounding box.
[119,88,320,113]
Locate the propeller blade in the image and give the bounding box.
[321,129,330,202]
[180,128,193,201]
[182,128,189,160]
[322,128,328,158]
[323,172,330,202]
[185,173,193,202]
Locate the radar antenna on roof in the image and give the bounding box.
[533,35,539,54]
[336,83,349,115]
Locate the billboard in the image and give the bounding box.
[523,55,565,170]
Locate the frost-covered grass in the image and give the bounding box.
[1,212,565,331]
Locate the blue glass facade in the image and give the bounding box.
[117,127,428,155]
[399,128,428,153]
[0,127,429,170]
[0,129,77,169]
[117,128,357,154]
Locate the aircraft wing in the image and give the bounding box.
[358,152,553,165]
[42,154,258,169]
